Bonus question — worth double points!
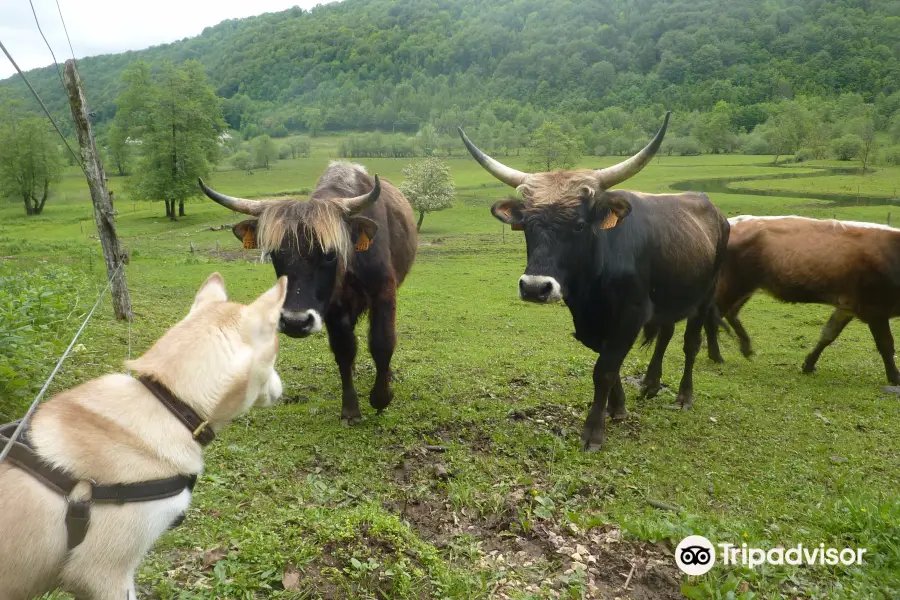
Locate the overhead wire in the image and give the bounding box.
[27,0,66,90]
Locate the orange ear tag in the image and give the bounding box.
[598,213,619,230]
[356,231,372,252]
[242,229,257,249]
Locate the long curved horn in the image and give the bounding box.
[342,174,381,214]
[458,127,529,188]
[594,111,670,189]
[198,178,265,216]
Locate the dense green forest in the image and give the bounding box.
[3,0,899,132]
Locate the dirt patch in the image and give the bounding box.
[386,492,683,599]
[507,403,584,438]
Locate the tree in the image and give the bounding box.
[0,108,62,215]
[526,122,582,171]
[851,109,878,173]
[693,101,734,154]
[399,158,455,232]
[416,123,438,156]
[252,135,278,169]
[759,101,812,164]
[116,60,224,219]
[105,122,131,176]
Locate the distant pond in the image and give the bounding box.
[671,166,900,207]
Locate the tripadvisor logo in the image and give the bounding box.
[676,535,716,576]
[675,535,867,575]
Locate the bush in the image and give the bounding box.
[278,145,293,160]
[0,264,87,419]
[231,151,252,171]
[738,132,772,155]
[881,145,900,166]
[669,136,702,156]
[832,134,863,161]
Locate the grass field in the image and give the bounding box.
[1,148,898,599]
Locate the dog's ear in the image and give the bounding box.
[190,272,227,314]
[248,276,288,327]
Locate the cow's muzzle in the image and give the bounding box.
[279,309,323,338]
[518,275,562,303]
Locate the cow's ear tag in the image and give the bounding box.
[242,229,257,249]
[355,231,372,252]
[510,223,524,231]
[598,213,619,230]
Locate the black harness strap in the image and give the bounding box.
[1,411,203,550]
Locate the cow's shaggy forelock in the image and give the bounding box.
[254,161,371,265]
[257,198,353,264]
[518,170,599,209]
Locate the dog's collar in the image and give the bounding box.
[137,376,215,446]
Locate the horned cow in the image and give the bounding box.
[460,113,730,451]
[199,161,417,422]
[708,215,900,384]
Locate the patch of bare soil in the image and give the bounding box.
[385,491,682,599]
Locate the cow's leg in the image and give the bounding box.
[608,373,627,422]
[866,317,900,384]
[368,284,398,411]
[583,324,642,452]
[725,298,754,357]
[803,309,853,374]
[705,306,725,364]
[676,308,707,410]
[716,271,756,358]
[326,308,362,424]
[640,323,675,400]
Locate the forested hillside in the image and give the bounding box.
[3,0,899,138]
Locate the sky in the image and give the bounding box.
[0,0,340,79]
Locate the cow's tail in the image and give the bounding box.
[640,323,660,348]
[710,305,734,338]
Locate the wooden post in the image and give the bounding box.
[64,60,133,322]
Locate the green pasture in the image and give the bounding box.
[2,153,898,599]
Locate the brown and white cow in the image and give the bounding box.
[199,161,417,422]
[708,215,900,383]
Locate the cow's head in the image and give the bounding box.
[459,113,669,303]
[198,177,380,337]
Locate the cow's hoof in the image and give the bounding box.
[610,410,627,423]
[369,387,394,411]
[802,361,816,374]
[639,380,661,400]
[709,353,725,364]
[676,393,693,410]
[740,345,754,358]
[340,415,362,426]
[583,442,604,453]
[581,426,605,452]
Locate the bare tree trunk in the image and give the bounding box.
[64,60,133,321]
[417,211,426,232]
[23,194,34,215]
[179,200,185,217]
[36,180,49,214]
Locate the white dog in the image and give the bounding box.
[0,272,286,600]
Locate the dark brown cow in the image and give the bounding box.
[707,215,900,383]
[460,113,730,451]
[199,161,417,422]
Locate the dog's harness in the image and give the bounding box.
[0,376,214,550]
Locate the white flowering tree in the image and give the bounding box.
[399,157,455,232]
